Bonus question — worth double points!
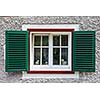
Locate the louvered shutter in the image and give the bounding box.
[5,31,28,72]
[72,31,95,72]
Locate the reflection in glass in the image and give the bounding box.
[34,36,41,46]
[53,48,60,65]
[42,48,48,65]
[61,35,68,46]
[42,36,48,46]
[61,48,68,65]
[53,36,60,46]
[34,48,40,65]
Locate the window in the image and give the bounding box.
[33,35,49,65]
[30,32,72,71]
[53,35,68,65]
[5,24,95,76]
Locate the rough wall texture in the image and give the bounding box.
[0,16,100,83]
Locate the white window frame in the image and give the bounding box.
[30,32,71,71]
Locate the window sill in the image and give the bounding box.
[22,72,79,79]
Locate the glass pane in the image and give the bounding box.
[42,48,48,65]
[53,48,60,65]
[53,36,60,46]
[61,48,68,65]
[34,48,40,65]
[42,36,48,46]
[61,35,68,46]
[34,36,41,46]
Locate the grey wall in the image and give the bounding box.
[0,16,100,83]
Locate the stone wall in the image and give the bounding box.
[0,16,100,83]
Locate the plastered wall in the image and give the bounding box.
[0,16,99,83]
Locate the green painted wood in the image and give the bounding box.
[72,31,95,72]
[5,31,28,72]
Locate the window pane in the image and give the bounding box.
[61,35,68,46]
[42,36,48,46]
[34,36,41,46]
[61,48,68,65]
[53,48,60,65]
[53,36,60,46]
[34,48,40,65]
[42,48,48,65]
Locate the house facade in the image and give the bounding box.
[0,16,99,83]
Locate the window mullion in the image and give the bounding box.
[49,34,53,66]
[60,35,61,65]
[41,36,42,65]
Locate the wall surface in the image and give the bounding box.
[0,16,100,83]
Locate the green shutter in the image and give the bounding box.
[72,31,95,72]
[5,31,28,72]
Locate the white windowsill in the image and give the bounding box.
[22,72,79,79]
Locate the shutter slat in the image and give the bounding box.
[73,31,95,72]
[6,31,28,72]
